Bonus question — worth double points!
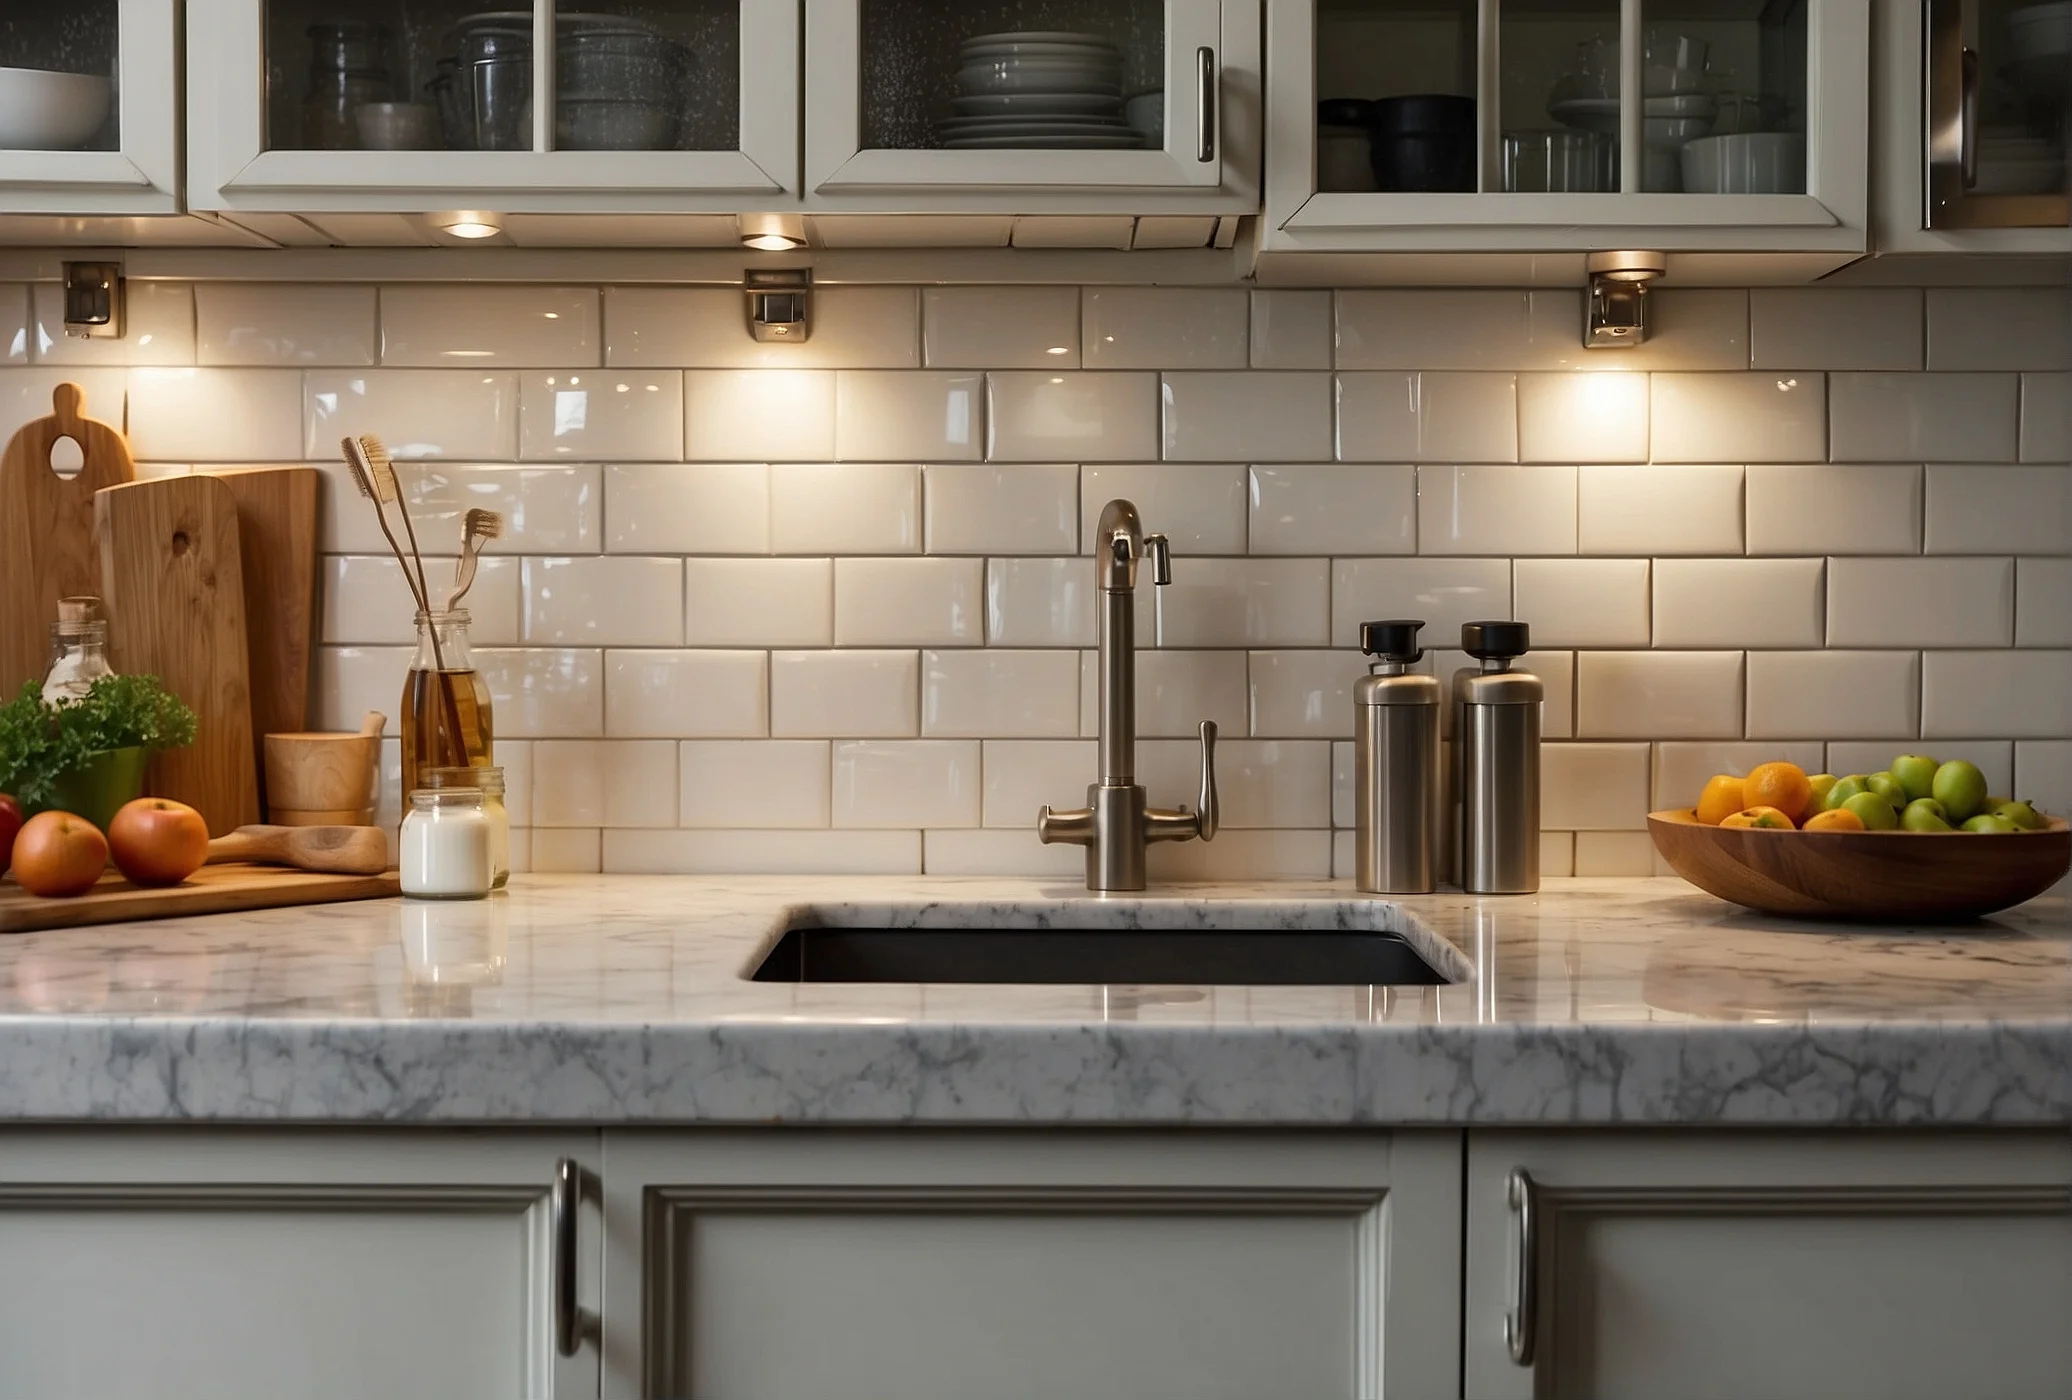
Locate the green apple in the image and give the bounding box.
[1821,775,1869,812]
[1961,814,2020,834]
[1890,755,1940,803]
[1931,760,1989,823]
[1866,772,1908,809]
[1901,798,1954,832]
[1843,791,1899,830]
[1806,773,1838,810]
[1994,800,2048,831]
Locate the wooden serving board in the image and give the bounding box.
[214,467,321,814]
[0,863,401,934]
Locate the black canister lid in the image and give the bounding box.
[1461,620,1529,661]
[1359,618,1424,663]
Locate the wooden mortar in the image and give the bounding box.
[264,711,385,819]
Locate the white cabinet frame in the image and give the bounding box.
[186,0,799,213]
[1262,0,1870,254]
[0,0,180,215]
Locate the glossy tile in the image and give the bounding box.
[1337,291,1537,370]
[0,367,126,446]
[835,557,984,647]
[605,829,919,875]
[1248,464,1416,556]
[1830,373,2020,463]
[383,286,598,367]
[1336,371,1518,463]
[1653,558,1825,648]
[683,369,835,461]
[2021,373,2069,463]
[323,554,520,646]
[519,370,682,461]
[1745,650,1918,741]
[1927,290,2069,372]
[1526,650,1576,739]
[986,558,1097,648]
[1162,372,1334,462]
[532,741,606,827]
[0,284,27,363]
[1250,290,1332,370]
[923,287,1080,369]
[1084,288,1248,369]
[1142,558,1331,648]
[1512,559,1651,648]
[1745,464,1920,556]
[313,646,410,731]
[1828,558,2014,648]
[609,286,919,369]
[1650,372,1826,463]
[924,464,1077,554]
[769,462,920,554]
[1330,557,1511,647]
[605,463,767,554]
[1573,832,1656,877]
[836,371,983,461]
[522,557,682,646]
[1080,464,1246,554]
[1120,649,1250,738]
[684,558,832,647]
[1135,738,1330,829]
[2017,558,2072,646]
[1925,466,2072,554]
[923,649,1080,737]
[1516,373,1649,463]
[2015,740,2072,816]
[1578,464,1744,556]
[1576,651,1745,739]
[603,740,679,827]
[493,739,534,826]
[1539,831,1576,877]
[476,647,604,738]
[987,371,1159,461]
[1542,743,1651,830]
[832,740,982,828]
[1921,650,2072,738]
[1748,289,1922,371]
[35,282,194,367]
[131,369,302,461]
[1145,829,1331,880]
[1248,650,1367,740]
[1418,465,1577,555]
[770,650,918,738]
[532,829,602,873]
[602,649,765,738]
[679,740,831,828]
[316,462,597,557]
[982,739,1098,826]
[306,370,518,460]
[922,829,1086,877]
[1522,289,1749,372]
[1651,741,1827,810]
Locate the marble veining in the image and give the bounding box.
[0,876,2065,1127]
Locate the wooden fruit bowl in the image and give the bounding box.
[1647,809,2072,921]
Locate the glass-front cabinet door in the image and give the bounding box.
[803,0,1260,210]
[1926,0,2069,228]
[1263,0,1870,253]
[186,0,799,211]
[0,0,178,213]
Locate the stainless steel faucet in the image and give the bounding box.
[1038,498,1218,891]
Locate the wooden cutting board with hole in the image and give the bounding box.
[0,864,401,933]
[95,475,262,836]
[0,382,136,697]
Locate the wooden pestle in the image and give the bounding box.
[206,824,390,876]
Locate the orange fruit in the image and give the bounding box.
[1803,807,1867,832]
[1720,805,1794,830]
[1695,775,1746,825]
[1744,761,1814,822]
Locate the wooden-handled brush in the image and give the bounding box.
[447,507,504,611]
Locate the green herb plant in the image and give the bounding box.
[0,676,198,808]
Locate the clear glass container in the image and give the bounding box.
[423,764,508,889]
[399,788,493,900]
[301,20,394,149]
[42,596,117,706]
[401,609,494,803]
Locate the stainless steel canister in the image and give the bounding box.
[1354,620,1442,894]
[1452,621,1541,895]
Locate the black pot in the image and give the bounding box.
[1366,94,1475,192]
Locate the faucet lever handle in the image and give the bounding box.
[1144,532,1172,586]
[1195,719,1218,842]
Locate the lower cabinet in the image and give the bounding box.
[598,1129,1464,1400]
[1463,1131,2072,1400]
[0,1130,600,1400]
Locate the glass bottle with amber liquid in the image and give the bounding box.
[401,609,493,799]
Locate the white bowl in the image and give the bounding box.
[0,67,112,150]
[1681,132,1806,193]
[1123,90,1163,145]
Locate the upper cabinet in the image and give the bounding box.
[186,0,801,212]
[0,0,179,214]
[1262,0,1872,260]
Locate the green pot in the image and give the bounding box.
[39,746,148,833]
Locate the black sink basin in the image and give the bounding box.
[751,926,1450,986]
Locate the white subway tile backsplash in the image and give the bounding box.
[924,287,1079,369]
[2022,373,2070,463]
[532,741,606,826]
[1331,558,1511,647]
[1573,832,1655,877]
[1248,464,1416,556]
[495,740,534,826]
[314,646,410,731]
[1745,465,1920,556]
[923,649,1079,737]
[1144,558,1330,647]
[1746,650,1918,741]
[986,558,1097,647]
[1517,374,1648,463]
[132,368,301,460]
[1081,464,1246,554]
[989,371,1159,461]
[2017,558,2072,646]
[610,286,919,369]
[684,369,835,460]
[519,370,682,461]
[315,461,597,558]
[324,555,520,645]
[1921,651,2072,738]
[1163,372,1335,462]
[680,741,831,828]
[2016,741,2072,816]
[534,829,603,873]
[1925,466,2072,554]
[1577,464,1743,556]
[1336,371,1518,463]
[307,370,518,460]
[1653,558,1825,648]
[1826,558,2013,648]
[1927,290,2068,372]
[0,284,28,363]
[36,282,193,367]
[605,740,681,827]
[770,462,921,554]
[1250,290,1332,370]
[832,740,982,828]
[523,557,682,646]
[606,463,767,554]
[480,647,604,738]
[606,829,919,875]
[1249,650,1365,739]
[1127,650,1250,737]
[923,829,1086,877]
[384,286,598,368]
[982,739,1097,826]
[770,650,917,738]
[1417,465,1577,555]
[925,464,1077,554]
[1651,741,1828,810]
[1650,373,1826,463]
[603,649,763,738]
[197,284,377,367]
[1542,743,1650,829]
[685,559,833,647]
[1748,289,1923,371]
[835,557,983,647]
[1146,829,1331,880]
[1830,373,2021,462]
[836,371,983,461]
[1539,831,1576,877]
[1513,559,1650,648]
[1337,291,1538,370]
[1577,652,1744,739]
[1085,288,1248,370]
[1138,738,1329,828]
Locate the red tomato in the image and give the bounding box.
[11,811,109,897]
[108,798,210,887]
[0,792,22,874]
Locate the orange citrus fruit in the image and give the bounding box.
[1695,775,1746,825]
[1720,805,1794,830]
[1744,762,1814,822]
[1803,807,1867,832]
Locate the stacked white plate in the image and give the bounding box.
[938,31,1144,150]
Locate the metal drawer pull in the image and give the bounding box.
[1196,46,1217,163]
[553,1157,586,1358]
[1505,1167,1538,1366]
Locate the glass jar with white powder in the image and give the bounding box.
[399,788,494,900]
[422,766,509,888]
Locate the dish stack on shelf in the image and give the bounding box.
[936,31,1145,150]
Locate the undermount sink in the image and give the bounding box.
[750,903,1457,987]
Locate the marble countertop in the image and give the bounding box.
[0,876,2064,1127]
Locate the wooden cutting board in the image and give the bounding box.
[95,475,262,836]
[0,864,400,934]
[214,467,321,812]
[0,382,137,697]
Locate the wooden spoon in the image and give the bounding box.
[206,824,389,876]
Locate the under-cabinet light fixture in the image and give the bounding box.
[738,213,807,251]
[1583,250,1668,348]
[745,269,812,342]
[431,210,505,240]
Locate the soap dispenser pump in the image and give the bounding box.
[1353,619,1443,894]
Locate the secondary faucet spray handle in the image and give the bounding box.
[1145,532,1173,586]
[1193,719,1219,841]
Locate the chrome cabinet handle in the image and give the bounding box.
[1505,1168,1538,1366]
[1194,719,1219,841]
[1195,46,1217,163]
[1958,45,1980,189]
[553,1157,585,1358]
